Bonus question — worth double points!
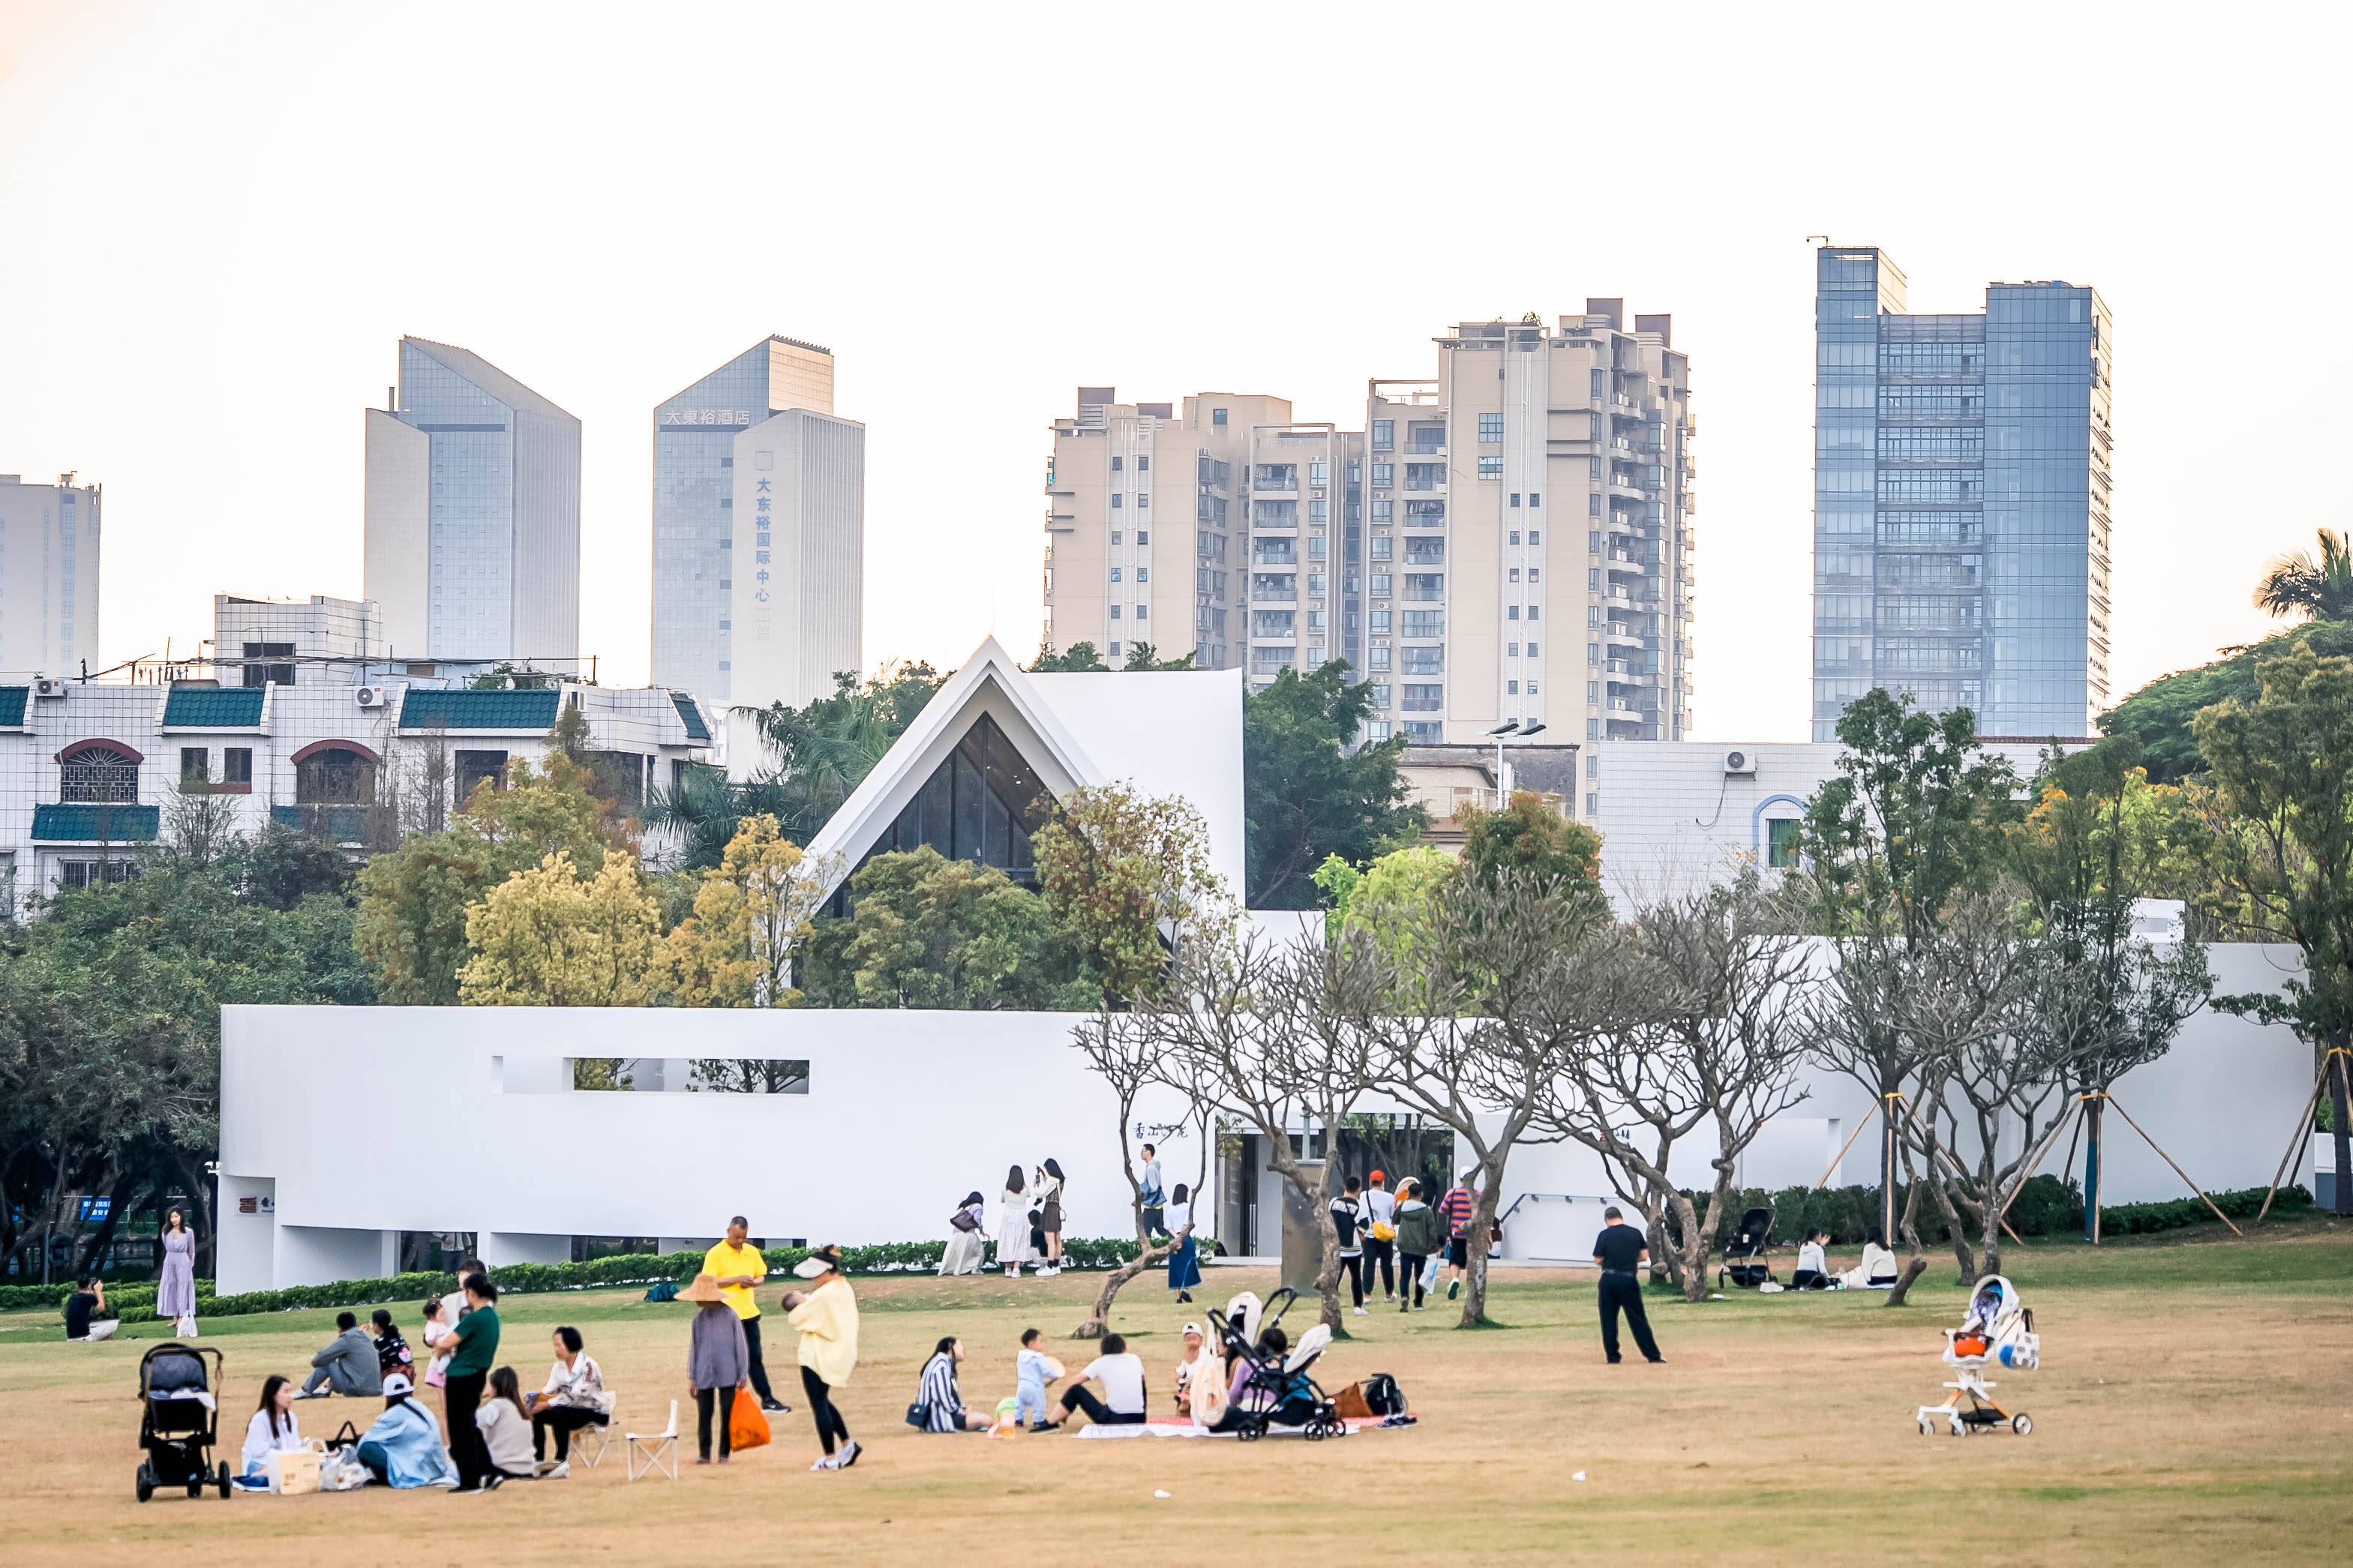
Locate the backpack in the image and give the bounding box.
[1361,1372,1405,1417]
[643,1281,680,1303]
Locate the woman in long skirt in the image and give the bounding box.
[156,1210,198,1336]
[995,1165,1033,1277]
[1164,1183,1202,1305]
[939,1192,988,1276]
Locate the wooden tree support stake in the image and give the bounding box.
[2108,1096,2243,1237]
[1813,1113,1877,1193]
[2255,1057,2335,1225]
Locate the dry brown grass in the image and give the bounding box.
[3,1219,2348,1565]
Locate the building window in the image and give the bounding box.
[1768,817,1803,868]
[1401,683,1443,712]
[1370,499,1393,523]
[1112,456,1124,471]
[240,641,296,688]
[61,859,138,889]
[1507,680,1518,695]
[1403,721,1442,742]
[1136,568,1148,583]
[1526,605,1539,621]
[1137,493,1149,508]
[224,748,253,784]
[1309,461,1328,487]
[1370,574,1392,597]
[1136,604,1148,620]
[1112,493,1123,508]
[1138,456,1149,471]
[1213,409,1227,426]
[1478,412,1504,443]
[455,750,508,805]
[1370,463,1394,487]
[1590,369,1604,397]
[1370,536,1393,560]
[1527,641,1538,658]
[180,748,209,788]
[1478,457,1504,480]
[59,745,139,803]
[1109,605,1122,619]
[296,746,377,805]
[1111,568,1122,582]
[1371,419,1393,450]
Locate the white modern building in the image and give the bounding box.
[364,337,582,667]
[0,673,713,904]
[0,472,101,680]
[725,404,863,745]
[211,594,386,686]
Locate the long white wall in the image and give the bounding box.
[218,944,2319,1291]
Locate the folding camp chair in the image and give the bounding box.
[626,1400,678,1481]
[572,1404,614,1471]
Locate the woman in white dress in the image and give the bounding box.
[995,1165,1033,1278]
[939,1192,989,1276]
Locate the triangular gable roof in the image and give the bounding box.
[803,636,1104,899]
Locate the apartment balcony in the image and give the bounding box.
[1254,476,1299,492]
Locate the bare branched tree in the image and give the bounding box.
[1068,1010,1203,1339]
[1537,871,1820,1302]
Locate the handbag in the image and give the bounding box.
[1370,1219,1397,1243]
[728,1389,772,1451]
[949,1207,981,1234]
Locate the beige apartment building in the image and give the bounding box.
[1041,301,1695,752]
[1043,391,1362,677]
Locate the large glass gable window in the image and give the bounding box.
[868,713,1051,875]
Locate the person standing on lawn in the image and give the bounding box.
[1391,1180,1442,1312]
[1439,1171,1477,1301]
[1592,1207,1664,1365]
[704,1216,788,1413]
[1331,1176,1369,1316]
[1165,1183,1202,1304]
[681,1273,749,1465]
[785,1245,861,1471]
[1361,1171,1398,1303]
[156,1209,199,1336]
[443,1273,504,1492]
[1138,1144,1166,1238]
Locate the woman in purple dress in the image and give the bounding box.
[157,1210,198,1335]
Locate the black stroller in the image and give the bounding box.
[137,1342,232,1501]
[1206,1288,1347,1441]
[1717,1205,1775,1289]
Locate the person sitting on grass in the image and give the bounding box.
[1838,1226,1900,1290]
[474,1366,537,1484]
[371,1309,413,1380]
[915,1336,993,1431]
[355,1372,459,1489]
[63,1278,118,1342]
[298,1312,383,1399]
[236,1374,302,1489]
[1038,1333,1148,1430]
[1793,1228,1835,1290]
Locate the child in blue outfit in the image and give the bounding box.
[1015,1328,1061,1431]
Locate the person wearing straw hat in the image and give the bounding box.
[784,1246,862,1471]
[680,1273,751,1465]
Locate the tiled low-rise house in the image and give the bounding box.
[0,676,714,904]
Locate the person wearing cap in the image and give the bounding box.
[356,1371,461,1489]
[784,1246,862,1470]
[1592,1206,1664,1364]
[680,1273,751,1464]
[1172,1323,1217,1418]
[704,1216,788,1413]
[1361,1170,1398,1303]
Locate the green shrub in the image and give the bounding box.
[0,1237,1146,1321]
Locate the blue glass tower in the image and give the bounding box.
[1811,247,2110,740]
[652,337,835,701]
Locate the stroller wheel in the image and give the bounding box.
[186,1474,203,1498]
[1916,1418,1933,1438]
[217,1460,233,1498]
[1236,1418,1264,1443]
[136,1461,155,1503]
[2011,1413,2033,1437]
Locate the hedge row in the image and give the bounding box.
[0,1237,1148,1320]
[1684,1179,2315,1249]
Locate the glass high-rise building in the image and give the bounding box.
[1812,246,2111,740]
[652,337,835,702]
[364,337,580,664]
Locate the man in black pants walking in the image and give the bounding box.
[1591,1207,1663,1365]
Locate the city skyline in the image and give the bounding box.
[2,7,2344,736]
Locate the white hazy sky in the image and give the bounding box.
[2,1,2345,738]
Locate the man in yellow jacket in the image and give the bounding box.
[785,1245,860,1471]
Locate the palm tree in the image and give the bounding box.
[2254,529,2353,622]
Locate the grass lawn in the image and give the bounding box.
[2,1216,2348,1565]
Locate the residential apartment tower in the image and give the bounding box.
[0,473,101,677]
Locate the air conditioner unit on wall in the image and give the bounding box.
[354,686,386,708]
[1723,749,1756,776]
[33,677,66,698]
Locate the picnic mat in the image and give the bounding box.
[1076,1414,1417,1439]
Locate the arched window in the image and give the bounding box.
[59,745,140,803]
[296,746,378,805]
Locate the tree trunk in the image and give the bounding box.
[71,1162,131,1278]
[1667,1186,1712,1303]
[1455,1153,1510,1328]
[2330,1035,2352,1218]
[1883,1254,1930,1307]
[1074,1240,1175,1339]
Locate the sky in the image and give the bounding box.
[0,1,2345,739]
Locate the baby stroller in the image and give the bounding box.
[137,1342,232,1501]
[1916,1274,2039,1438]
[1717,1205,1774,1288]
[1207,1288,1347,1441]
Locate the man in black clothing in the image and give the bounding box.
[1591,1207,1664,1364]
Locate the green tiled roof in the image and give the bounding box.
[33,803,160,841]
[672,692,711,742]
[398,688,562,730]
[0,687,26,726]
[163,686,266,727]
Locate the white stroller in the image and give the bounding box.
[1915,1273,2039,1438]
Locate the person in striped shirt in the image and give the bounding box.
[1439,1173,1479,1301]
[915,1336,990,1432]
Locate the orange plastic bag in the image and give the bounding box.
[728,1389,772,1452]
